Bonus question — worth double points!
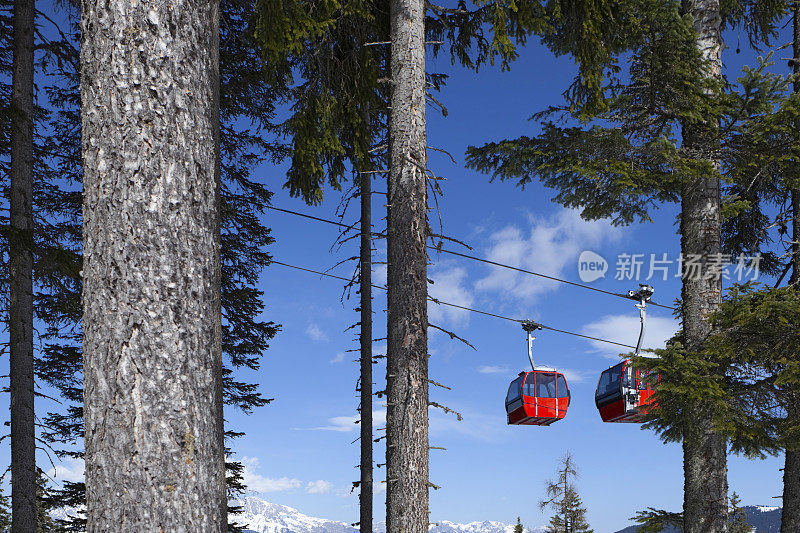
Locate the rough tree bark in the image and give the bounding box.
[10,0,37,531]
[782,10,800,529]
[785,188,800,532]
[386,0,429,531]
[359,129,373,533]
[680,0,728,531]
[210,10,227,532]
[80,0,225,530]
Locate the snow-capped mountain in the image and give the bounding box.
[426,521,547,533]
[48,496,781,532]
[233,496,547,533]
[234,498,356,533]
[738,505,782,532]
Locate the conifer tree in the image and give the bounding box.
[254,3,552,531]
[728,492,751,533]
[0,491,9,533]
[467,2,790,531]
[384,0,430,529]
[678,0,729,528]
[9,0,37,529]
[697,284,800,531]
[35,470,63,533]
[539,453,593,533]
[514,517,524,533]
[782,6,800,528]
[20,1,282,529]
[80,0,225,529]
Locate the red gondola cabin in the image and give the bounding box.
[506,370,570,426]
[595,360,657,423]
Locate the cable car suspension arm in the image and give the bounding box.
[627,284,654,356]
[522,320,543,370]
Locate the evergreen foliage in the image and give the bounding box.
[631,491,753,532]
[514,516,524,533]
[632,507,684,532]
[36,470,64,532]
[631,282,800,457]
[466,1,794,274]
[253,0,559,204]
[704,283,800,458]
[0,489,9,533]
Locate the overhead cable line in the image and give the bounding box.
[265,204,675,310]
[271,260,638,350]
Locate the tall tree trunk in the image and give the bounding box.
[212,10,227,532]
[782,9,800,530]
[386,0,429,530]
[680,1,728,532]
[80,0,225,530]
[359,130,373,533]
[10,0,37,531]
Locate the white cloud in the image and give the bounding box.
[557,368,593,384]
[475,210,621,299]
[330,352,345,364]
[306,322,329,342]
[308,415,359,432]
[241,457,302,493]
[581,313,678,359]
[306,480,334,494]
[47,457,84,483]
[298,410,387,432]
[477,365,509,374]
[428,266,474,327]
[373,264,388,288]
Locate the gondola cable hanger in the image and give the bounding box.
[521,320,542,370]
[595,284,659,424]
[628,284,654,356]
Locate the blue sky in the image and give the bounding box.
[18,6,789,533]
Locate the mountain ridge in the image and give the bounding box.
[233,496,549,533]
[49,494,783,532]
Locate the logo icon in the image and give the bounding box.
[578,251,608,282]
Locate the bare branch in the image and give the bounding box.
[429,401,463,421]
[426,378,451,390]
[428,323,476,350]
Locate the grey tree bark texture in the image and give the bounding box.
[210,10,227,532]
[386,0,430,531]
[10,0,37,531]
[783,10,800,531]
[680,0,728,531]
[80,0,226,531]
[359,117,374,533]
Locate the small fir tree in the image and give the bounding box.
[514,516,524,533]
[0,489,10,533]
[729,492,751,533]
[36,470,63,533]
[539,453,593,533]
